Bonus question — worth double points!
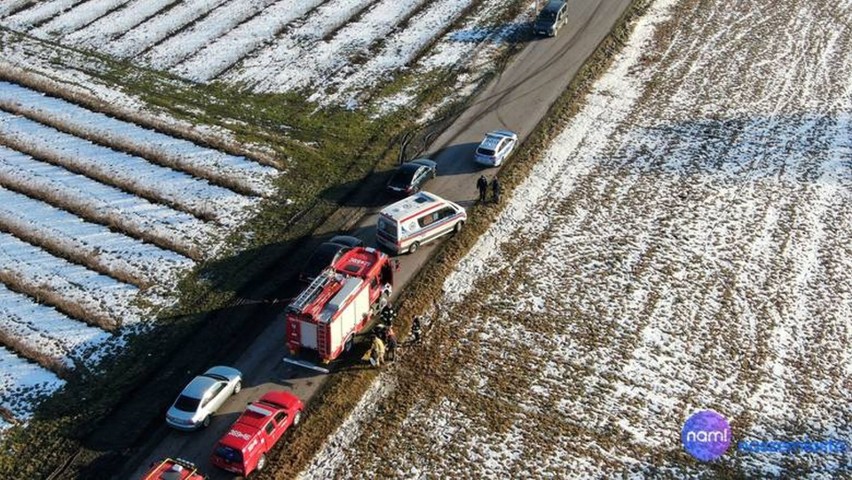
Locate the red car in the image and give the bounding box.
[210,391,304,476]
[142,458,207,480]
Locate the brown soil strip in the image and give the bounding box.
[0,174,205,261]
[0,270,118,331]
[0,63,280,169]
[0,96,264,197]
[0,134,218,223]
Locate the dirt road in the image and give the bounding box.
[124,1,632,478]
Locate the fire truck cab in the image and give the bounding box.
[286,246,393,362]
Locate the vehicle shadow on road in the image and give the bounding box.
[319,166,396,208]
[429,142,485,175]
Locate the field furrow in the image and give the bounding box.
[0,112,255,227]
[141,0,279,70]
[30,0,127,38]
[0,146,216,261]
[0,0,32,18]
[252,0,428,92]
[0,81,278,197]
[0,284,112,373]
[173,0,327,82]
[0,232,142,330]
[0,187,191,288]
[62,0,175,48]
[314,0,475,104]
[1,0,78,31]
[102,0,231,58]
[225,0,379,88]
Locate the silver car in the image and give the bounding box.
[166,366,242,430]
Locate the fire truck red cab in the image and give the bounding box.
[210,391,304,477]
[286,246,393,362]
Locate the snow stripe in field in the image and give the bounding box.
[226,0,378,88]
[63,0,177,48]
[103,0,231,58]
[0,347,64,423]
[0,112,256,227]
[31,0,128,38]
[0,284,112,370]
[1,0,78,31]
[0,231,142,328]
[0,146,218,259]
[142,0,279,70]
[0,187,192,287]
[0,81,278,197]
[315,0,473,104]
[252,0,426,92]
[0,0,32,19]
[173,0,327,82]
[417,0,517,72]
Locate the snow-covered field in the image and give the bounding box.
[0,0,523,105]
[0,80,279,426]
[302,0,852,477]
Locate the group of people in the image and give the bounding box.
[477,175,501,203]
[364,305,425,368]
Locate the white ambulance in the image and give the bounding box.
[376,191,466,254]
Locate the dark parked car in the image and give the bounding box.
[534,0,568,37]
[299,235,364,282]
[386,158,437,195]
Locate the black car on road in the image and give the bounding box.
[386,158,437,195]
[534,0,568,37]
[299,235,365,282]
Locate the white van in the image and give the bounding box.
[376,192,466,254]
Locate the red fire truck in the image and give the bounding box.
[285,246,393,364]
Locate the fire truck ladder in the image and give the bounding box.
[289,270,333,313]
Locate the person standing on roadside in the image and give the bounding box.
[477,175,488,202]
[370,335,386,367]
[491,177,501,203]
[411,316,422,343]
[385,325,398,362]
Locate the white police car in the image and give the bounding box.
[474,130,518,167]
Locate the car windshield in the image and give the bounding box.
[173,395,201,412]
[538,11,556,20]
[477,147,495,156]
[377,218,397,239]
[214,444,243,463]
[389,166,418,187]
[303,244,343,278]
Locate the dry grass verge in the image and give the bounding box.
[0,63,281,169]
[0,175,203,260]
[256,1,652,478]
[0,270,117,331]
[0,135,217,223]
[0,100,265,197]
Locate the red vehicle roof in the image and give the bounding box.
[333,247,387,279]
[143,458,205,480]
[217,391,302,451]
